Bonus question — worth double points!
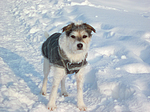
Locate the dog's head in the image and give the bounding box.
[60,22,96,54]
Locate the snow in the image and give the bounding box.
[0,0,150,111]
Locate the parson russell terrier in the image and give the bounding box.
[41,21,96,111]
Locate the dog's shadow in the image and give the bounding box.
[0,47,48,105]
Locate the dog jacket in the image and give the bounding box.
[42,33,88,74]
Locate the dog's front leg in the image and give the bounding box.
[47,67,66,111]
[76,68,87,111]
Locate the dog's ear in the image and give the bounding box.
[83,23,96,33]
[62,23,74,32]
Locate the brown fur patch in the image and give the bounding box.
[82,23,96,33]
[62,22,96,37]
[62,23,74,32]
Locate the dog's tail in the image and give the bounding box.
[44,31,49,38]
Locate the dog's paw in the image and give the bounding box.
[78,104,87,111]
[40,87,47,96]
[47,104,57,111]
[61,92,69,97]
[40,90,47,96]
[41,92,46,96]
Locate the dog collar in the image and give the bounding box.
[58,47,88,74]
[61,58,88,74]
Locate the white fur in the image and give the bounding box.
[75,66,87,111]
[59,31,91,63]
[41,27,91,111]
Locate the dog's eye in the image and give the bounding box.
[83,35,87,38]
[71,35,76,39]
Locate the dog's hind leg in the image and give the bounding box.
[61,76,69,97]
[41,57,51,95]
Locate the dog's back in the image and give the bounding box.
[42,33,61,64]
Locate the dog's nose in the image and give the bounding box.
[77,43,83,50]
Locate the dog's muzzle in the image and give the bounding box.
[77,43,83,50]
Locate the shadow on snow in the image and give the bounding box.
[0,47,48,107]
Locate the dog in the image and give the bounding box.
[41,21,96,111]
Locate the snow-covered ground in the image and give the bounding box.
[0,0,150,111]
